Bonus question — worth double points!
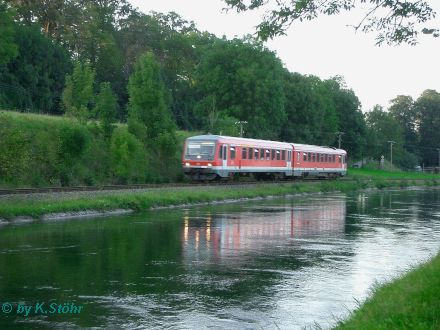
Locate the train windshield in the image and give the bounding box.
[185,141,216,160]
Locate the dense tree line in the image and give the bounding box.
[0,0,439,175]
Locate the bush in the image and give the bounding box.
[110,127,147,183]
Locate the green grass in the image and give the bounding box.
[335,253,440,329]
[348,168,439,180]
[1,177,437,220]
[0,181,365,219]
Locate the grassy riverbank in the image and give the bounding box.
[0,177,438,220]
[0,181,352,219]
[348,168,439,180]
[335,252,440,329]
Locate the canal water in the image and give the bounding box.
[0,188,439,329]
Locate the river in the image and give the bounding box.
[0,188,439,329]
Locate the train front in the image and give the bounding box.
[182,136,220,181]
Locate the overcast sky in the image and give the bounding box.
[130,0,440,112]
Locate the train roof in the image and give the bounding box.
[186,135,346,154]
[187,135,291,148]
[292,143,346,154]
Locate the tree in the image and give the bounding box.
[127,52,175,143]
[95,82,117,138]
[388,95,418,154]
[321,77,367,160]
[224,0,439,45]
[194,37,286,139]
[414,90,440,166]
[280,72,338,145]
[0,23,71,113]
[365,105,411,168]
[0,0,18,65]
[62,61,95,121]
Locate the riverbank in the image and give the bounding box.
[0,177,439,222]
[335,252,440,329]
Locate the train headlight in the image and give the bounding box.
[208,163,212,167]
[185,162,190,167]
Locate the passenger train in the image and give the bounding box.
[182,135,347,181]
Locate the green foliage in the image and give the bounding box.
[322,77,366,159]
[224,0,439,45]
[414,90,440,167]
[389,95,418,155]
[95,82,117,138]
[62,61,95,121]
[194,38,286,139]
[110,127,147,183]
[0,23,71,113]
[365,105,405,166]
[0,114,30,184]
[58,124,91,186]
[127,52,175,142]
[0,110,191,187]
[281,73,339,145]
[0,1,18,65]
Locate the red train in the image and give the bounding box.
[182,135,347,180]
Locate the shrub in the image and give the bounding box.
[110,127,147,183]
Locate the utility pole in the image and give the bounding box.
[235,121,248,137]
[388,141,396,169]
[335,132,344,149]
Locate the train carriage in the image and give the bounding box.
[182,135,346,180]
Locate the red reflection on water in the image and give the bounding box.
[182,199,346,260]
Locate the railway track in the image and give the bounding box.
[0,178,334,196]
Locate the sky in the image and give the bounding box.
[129,0,440,112]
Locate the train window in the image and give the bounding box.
[312,153,316,162]
[254,149,259,159]
[339,155,342,163]
[219,145,223,159]
[297,152,300,161]
[260,148,265,160]
[249,148,253,160]
[321,154,324,162]
[324,154,328,162]
[242,147,247,159]
[281,150,286,160]
[265,149,270,160]
[230,147,236,159]
[307,153,311,162]
[303,153,307,162]
[276,150,280,160]
[271,149,276,160]
[288,151,292,162]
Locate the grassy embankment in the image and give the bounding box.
[335,252,440,329]
[0,173,438,220]
[0,110,191,187]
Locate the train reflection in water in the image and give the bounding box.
[182,197,346,261]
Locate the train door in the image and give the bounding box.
[286,150,293,176]
[222,144,228,168]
